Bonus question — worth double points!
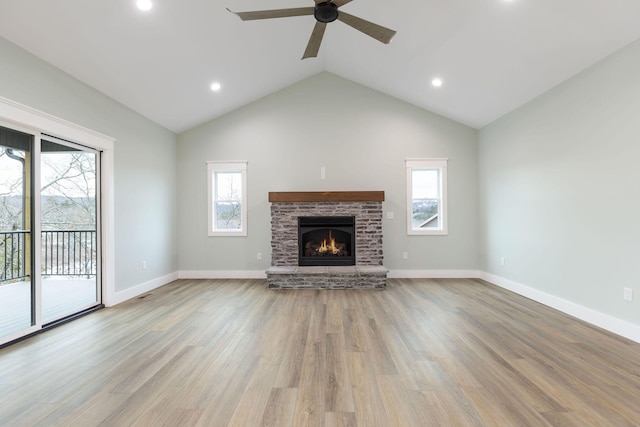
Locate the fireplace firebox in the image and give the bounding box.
[298,216,355,266]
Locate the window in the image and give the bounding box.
[406,158,448,235]
[207,161,247,236]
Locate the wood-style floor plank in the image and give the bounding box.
[2,278,640,426]
[261,387,298,427]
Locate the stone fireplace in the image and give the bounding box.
[267,191,388,289]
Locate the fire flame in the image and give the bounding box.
[317,230,340,255]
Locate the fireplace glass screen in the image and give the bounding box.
[298,216,355,266]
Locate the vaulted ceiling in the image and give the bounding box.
[1,0,639,133]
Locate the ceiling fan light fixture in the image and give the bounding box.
[227,0,396,59]
[314,2,339,23]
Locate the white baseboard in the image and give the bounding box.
[105,272,179,307]
[480,271,640,344]
[178,270,267,279]
[388,269,482,279]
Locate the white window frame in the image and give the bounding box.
[207,161,247,236]
[406,158,448,235]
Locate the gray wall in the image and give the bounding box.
[178,72,479,273]
[479,39,640,325]
[0,37,178,292]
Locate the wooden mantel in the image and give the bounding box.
[268,191,385,203]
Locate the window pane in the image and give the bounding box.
[215,202,242,230]
[208,162,247,236]
[216,172,241,201]
[406,159,447,235]
[412,200,439,229]
[412,170,439,199]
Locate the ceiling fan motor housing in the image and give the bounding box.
[315,2,339,23]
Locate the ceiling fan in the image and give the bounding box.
[227,0,396,59]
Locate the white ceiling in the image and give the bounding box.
[1,0,639,134]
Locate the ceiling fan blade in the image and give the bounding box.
[226,7,314,21]
[337,11,396,44]
[302,21,327,59]
[332,0,353,7]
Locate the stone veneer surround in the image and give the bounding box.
[270,201,384,266]
[268,192,387,289]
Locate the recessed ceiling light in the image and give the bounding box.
[210,82,222,92]
[431,78,443,88]
[136,0,152,11]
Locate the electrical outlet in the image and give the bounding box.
[257,252,262,260]
[500,257,505,266]
[624,287,633,302]
[142,260,147,270]
[386,211,394,219]
[402,252,409,259]
[320,166,326,180]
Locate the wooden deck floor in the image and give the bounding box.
[0,278,97,339]
[1,278,639,426]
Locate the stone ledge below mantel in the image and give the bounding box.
[266,265,388,290]
[268,191,384,203]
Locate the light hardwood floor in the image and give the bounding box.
[1,278,640,426]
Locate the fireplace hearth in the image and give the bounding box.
[298,216,355,266]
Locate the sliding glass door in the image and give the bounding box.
[0,125,35,340]
[0,125,101,345]
[40,138,100,324]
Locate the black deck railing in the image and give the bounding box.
[42,230,97,278]
[0,230,97,283]
[0,230,28,282]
